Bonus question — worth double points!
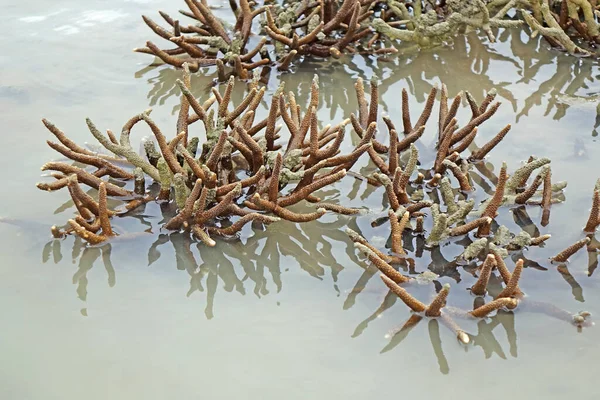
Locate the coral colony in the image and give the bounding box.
[137,0,600,81]
[37,1,600,350]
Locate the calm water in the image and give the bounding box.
[2,1,600,399]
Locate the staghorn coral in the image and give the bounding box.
[372,248,591,352]
[340,79,598,348]
[137,0,398,80]
[469,253,496,296]
[520,1,597,57]
[136,0,600,88]
[372,0,600,58]
[37,57,598,367]
[38,67,370,246]
[346,79,565,254]
[334,77,594,347]
[136,0,271,77]
[551,237,592,263]
[380,274,470,344]
[583,184,600,233]
[372,0,523,47]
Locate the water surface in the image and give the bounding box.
[1,2,600,399]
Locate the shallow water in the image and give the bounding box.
[2,2,600,399]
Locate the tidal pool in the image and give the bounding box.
[1,1,600,399]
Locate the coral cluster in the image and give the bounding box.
[137,0,600,80]
[373,0,600,56]
[24,1,600,375]
[39,65,373,246]
[37,62,597,350]
[136,0,396,79]
[520,0,600,56]
[339,77,594,345]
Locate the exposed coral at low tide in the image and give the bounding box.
[36,61,599,356]
[34,0,600,358]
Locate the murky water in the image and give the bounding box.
[2,1,600,399]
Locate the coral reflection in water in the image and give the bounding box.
[41,210,364,319]
[36,191,596,375]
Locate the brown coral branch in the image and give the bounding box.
[414,86,438,130]
[252,194,326,222]
[191,225,216,247]
[380,274,425,312]
[425,284,450,317]
[67,219,108,245]
[97,182,114,237]
[496,259,523,299]
[541,166,552,226]
[492,250,523,297]
[66,175,113,217]
[234,121,264,173]
[449,217,492,237]
[165,179,203,230]
[551,237,592,262]
[74,216,101,233]
[448,127,477,154]
[277,169,347,207]
[415,216,424,233]
[186,0,231,44]
[514,173,544,204]
[177,145,208,182]
[477,161,507,237]
[584,190,600,233]
[356,243,411,284]
[141,113,186,175]
[439,84,448,137]
[450,102,501,146]
[346,228,392,262]
[444,93,462,130]
[206,130,228,172]
[268,152,283,202]
[401,88,412,134]
[40,163,131,197]
[207,213,280,236]
[470,298,518,318]
[396,126,426,152]
[45,141,133,180]
[469,124,511,161]
[530,234,552,246]
[389,210,408,255]
[470,254,495,296]
[442,159,472,191]
[216,166,265,196]
[434,118,457,173]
